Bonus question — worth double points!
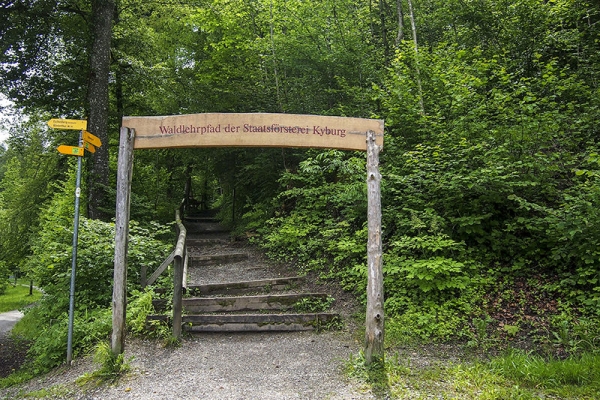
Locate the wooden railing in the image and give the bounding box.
[172,203,187,338]
[141,200,187,338]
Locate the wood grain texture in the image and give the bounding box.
[123,113,384,151]
[365,130,385,364]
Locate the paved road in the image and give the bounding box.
[0,310,24,334]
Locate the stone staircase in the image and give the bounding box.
[149,211,340,333]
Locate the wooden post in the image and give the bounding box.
[140,265,147,289]
[112,127,135,356]
[365,130,385,364]
[173,254,183,339]
[172,213,187,339]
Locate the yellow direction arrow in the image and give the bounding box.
[83,141,96,153]
[58,145,84,157]
[83,131,102,147]
[48,119,87,130]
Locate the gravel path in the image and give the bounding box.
[87,332,370,399]
[0,310,24,334]
[1,234,377,399]
[1,331,374,399]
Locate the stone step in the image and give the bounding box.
[185,209,219,218]
[186,237,230,246]
[190,252,248,266]
[184,216,220,223]
[147,313,340,332]
[153,293,330,313]
[184,221,229,234]
[185,276,304,296]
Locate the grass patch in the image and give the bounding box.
[0,370,36,389]
[9,309,40,341]
[346,350,600,399]
[0,283,42,313]
[488,350,600,395]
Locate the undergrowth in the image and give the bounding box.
[0,286,170,388]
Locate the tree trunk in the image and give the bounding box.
[395,0,404,45]
[87,0,115,220]
[407,0,424,114]
[269,1,283,112]
[379,0,389,63]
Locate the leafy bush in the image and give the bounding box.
[12,175,174,373]
[89,341,132,382]
[24,307,111,373]
[256,150,368,277]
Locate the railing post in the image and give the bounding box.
[172,254,183,339]
[140,265,147,289]
[172,207,187,339]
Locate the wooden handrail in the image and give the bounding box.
[140,200,187,339]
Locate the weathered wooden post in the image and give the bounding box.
[112,127,135,356]
[140,265,147,289]
[172,214,187,339]
[365,130,385,364]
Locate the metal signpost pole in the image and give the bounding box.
[66,130,83,365]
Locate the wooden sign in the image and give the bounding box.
[48,119,87,130]
[57,145,84,156]
[122,113,384,151]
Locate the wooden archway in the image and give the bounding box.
[112,113,384,363]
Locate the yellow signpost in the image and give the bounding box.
[83,131,102,147]
[83,142,96,153]
[48,117,103,365]
[47,119,87,130]
[57,145,84,156]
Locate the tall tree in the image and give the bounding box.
[0,0,115,220]
[87,0,115,219]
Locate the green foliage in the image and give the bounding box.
[256,151,367,275]
[126,289,157,336]
[550,313,600,355]
[22,307,112,374]
[489,350,600,389]
[346,348,600,399]
[27,171,171,314]
[0,0,599,378]
[0,115,62,273]
[7,175,173,373]
[345,352,392,396]
[293,296,334,313]
[91,341,132,382]
[127,288,172,340]
[386,299,477,344]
